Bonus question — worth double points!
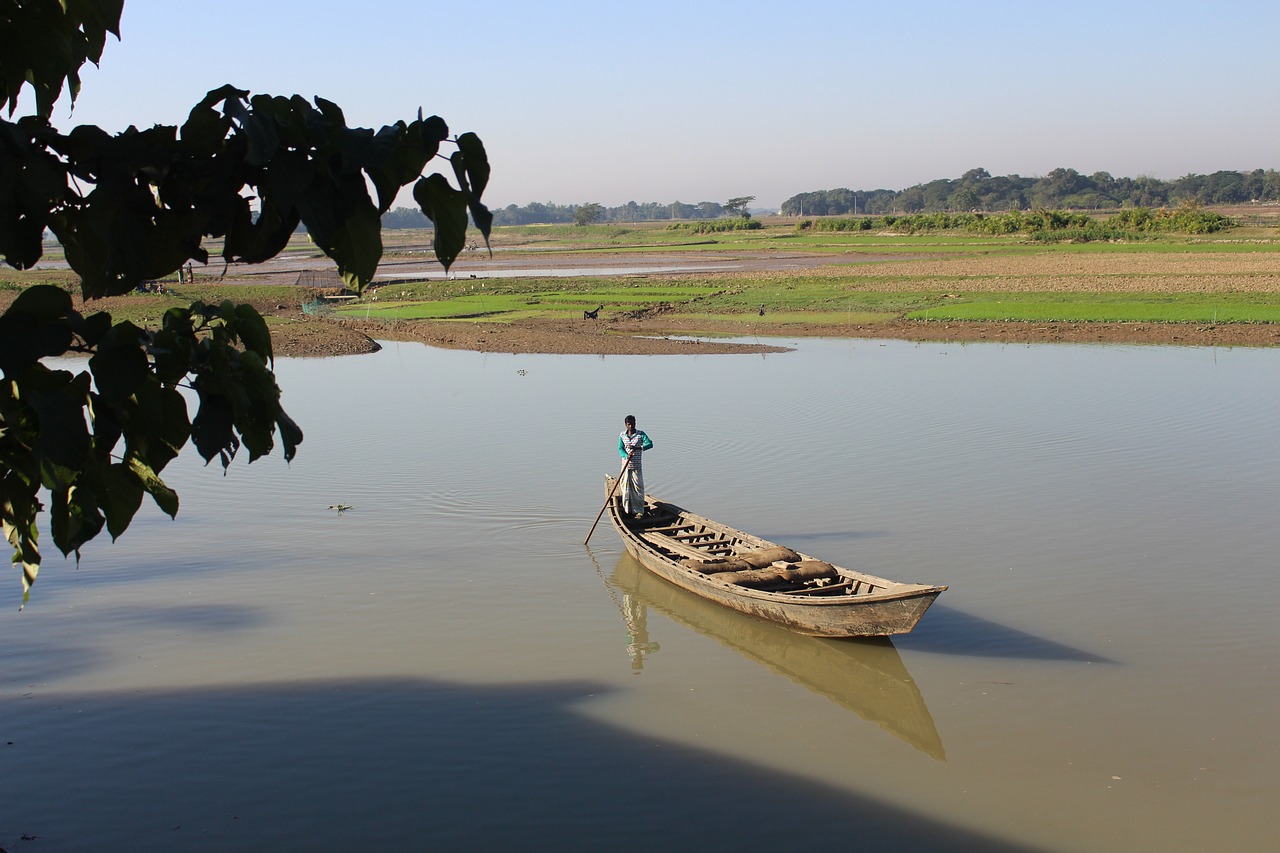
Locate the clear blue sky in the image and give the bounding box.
[40,0,1280,209]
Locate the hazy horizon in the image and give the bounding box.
[21,0,1278,210]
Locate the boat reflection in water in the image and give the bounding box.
[607,553,946,761]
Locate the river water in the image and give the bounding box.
[2,338,1277,851]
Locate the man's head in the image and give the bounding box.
[624,415,636,432]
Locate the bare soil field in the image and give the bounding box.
[805,251,1280,293]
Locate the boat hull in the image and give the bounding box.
[605,477,945,638]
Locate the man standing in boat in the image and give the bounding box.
[618,415,654,519]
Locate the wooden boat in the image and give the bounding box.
[605,476,946,637]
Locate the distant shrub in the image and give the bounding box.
[1104,204,1232,234]
[1111,207,1154,230]
[793,205,1233,240]
[1028,227,1149,243]
[669,219,763,234]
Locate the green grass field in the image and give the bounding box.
[339,285,722,321]
[336,287,1280,327]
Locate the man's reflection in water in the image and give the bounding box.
[623,593,660,671]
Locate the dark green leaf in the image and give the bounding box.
[89,390,124,463]
[26,368,92,469]
[179,85,243,154]
[366,121,431,214]
[223,194,302,265]
[0,476,42,604]
[417,114,449,146]
[0,117,66,269]
[331,206,383,292]
[119,380,190,474]
[231,304,273,365]
[190,386,236,468]
[99,461,145,539]
[127,456,179,519]
[0,285,75,376]
[241,107,281,168]
[8,281,73,316]
[313,95,347,127]
[48,474,105,558]
[413,173,469,272]
[75,309,113,348]
[455,132,490,198]
[88,321,149,406]
[276,410,304,463]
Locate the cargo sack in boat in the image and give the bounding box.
[681,558,721,573]
[742,547,801,567]
[708,560,839,589]
[680,546,800,574]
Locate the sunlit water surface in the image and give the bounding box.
[2,338,1277,851]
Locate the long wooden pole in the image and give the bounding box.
[584,450,635,545]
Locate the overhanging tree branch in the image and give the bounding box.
[0,1,491,604]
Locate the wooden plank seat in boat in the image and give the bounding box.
[671,533,736,552]
[639,530,718,562]
[776,581,855,595]
[669,528,717,540]
[642,521,701,535]
[638,522,735,553]
[779,579,881,596]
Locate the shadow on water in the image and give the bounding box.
[1,604,269,692]
[720,530,1111,665]
[1,638,109,687]
[26,551,233,592]
[89,603,269,632]
[896,605,1116,663]
[1,677,1047,852]
[596,551,946,761]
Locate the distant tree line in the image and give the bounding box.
[382,207,434,229]
[491,199,741,226]
[781,168,1280,216]
[381,199,741,229]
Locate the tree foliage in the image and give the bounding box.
[0,1,491,603]
[0,0,122,120]
[572,202,603,226]
[723,196,755,218]
[485,198,731,227]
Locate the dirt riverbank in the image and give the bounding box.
[267,313,1280,358]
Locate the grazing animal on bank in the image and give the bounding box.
[759,304,765,316]
[584,305,603,320]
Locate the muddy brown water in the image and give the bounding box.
[2,338,1277,850]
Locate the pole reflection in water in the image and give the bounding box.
[603,552,945,761]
